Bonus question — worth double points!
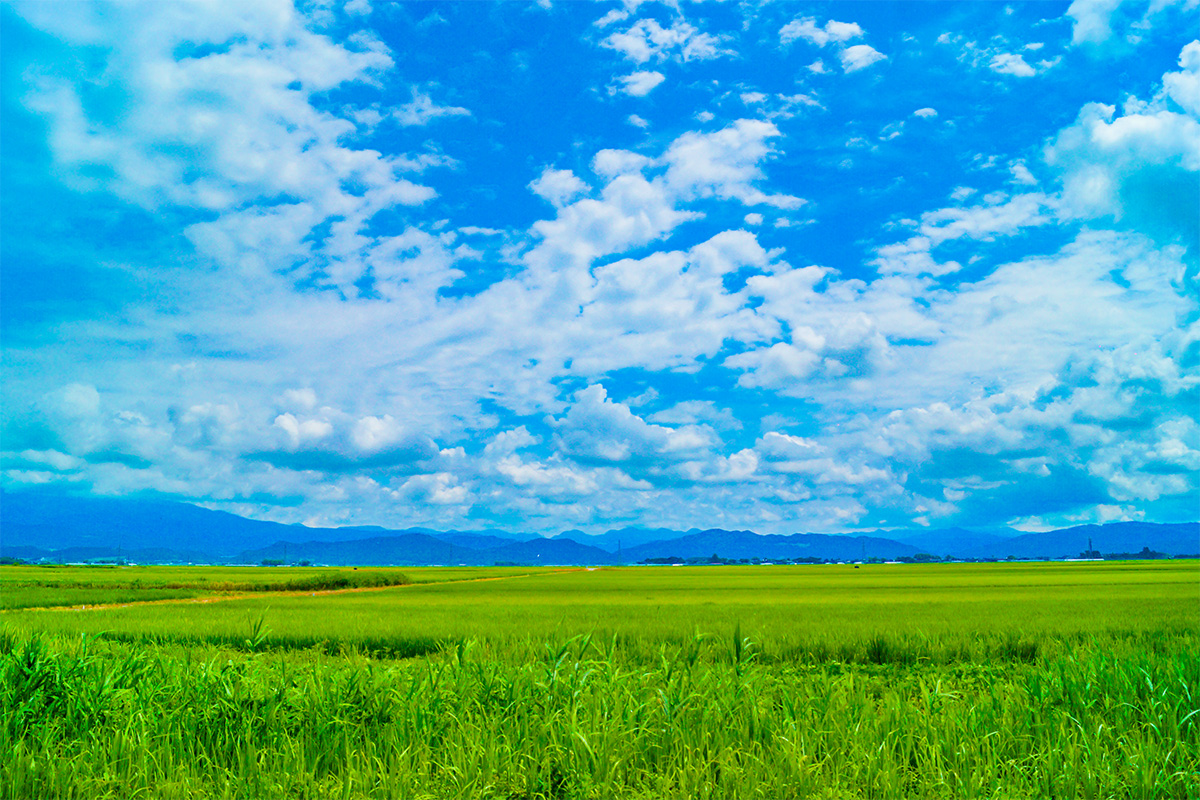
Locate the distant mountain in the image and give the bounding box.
[622,529,920,562]
[2,491,309,557]
[553,526,685,551]
[2,545,218,565]
[239,533,614,567]
[964,521,1200,560]
[486,537,615,566]
[241,534,459,566]
[890,527,1018,558]
[2,490,1196,566]
[430,532,539,550]
[0,492,536,561]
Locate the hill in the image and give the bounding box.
[2,490,1195,565]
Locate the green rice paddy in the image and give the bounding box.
[3,561,1198,798]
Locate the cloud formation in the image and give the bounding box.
[3,1,1194,534]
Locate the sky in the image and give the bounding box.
[2,0,1197,536]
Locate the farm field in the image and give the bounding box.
[0,564,545,611]
[3,561,1198,798]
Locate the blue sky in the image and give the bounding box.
[2,0,1197,535]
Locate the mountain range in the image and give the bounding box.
[2,492,1196,566]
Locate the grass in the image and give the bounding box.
[2,561,1198,798]
[0,564,547,610]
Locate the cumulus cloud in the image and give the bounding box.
[726,342,823,388]
[529,168,589,207]
[939,32,1056,79]
[988,53,1036,77]
[603,17,730,64]
[523,119,802,296]
[841,44,887,72]
[1066,0,1197,46]
[554,385,714,467]
[15,0,446,301]
[662,119,805,207]
[1163,41,1200,116]
[780,17,863,47]
[780,15,883,74]
[1045,47,1200,247]
[5,1,1195,533]
[592,149,652,178]
[612,70,665,96]
[18,2,401,213]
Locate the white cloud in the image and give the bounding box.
[780,16,863,47]
[916,193,1056,246]
[913,107,938,118]
[1163,40,1200,116]
[989,53,1036,77]
[603,18,731,64]
[628,114,650,128]
[740,91,767,105]
[1067,0,1126,44]
[393,88,470,126]
[781,16,881,75]
[7,1,1194,533]
[529,168,589,207]
[1009,161,1038,185]
[554,385,714,465]
[567,230,780,374]
[649,400,742,430]
[20,4,401,215]
[274,413,334,449]
[726,341,823,388]
[282,388,318,411]
[1045,51,1200,238]
[662,119,805,208]
[594,8,629,28]
[1064,0,1197,46]
[399,472,468,505]
[939,33,1058,79]
[17,0,448,301]
[612,70,665,96]
[841,44,887,72]
[592,149,652,178]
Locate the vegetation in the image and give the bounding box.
[2,561,1197,798]
[0,564,541,610]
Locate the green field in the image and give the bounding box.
[0,564,542,610]
[3,562,1198,798]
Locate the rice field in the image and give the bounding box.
[3,561,1198,798]
[0,564,540,610]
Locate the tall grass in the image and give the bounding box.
[2,628,1197,799]
[3,562,1197,797]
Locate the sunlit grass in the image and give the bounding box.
[2,561,1197,798]
[0,564,552,610]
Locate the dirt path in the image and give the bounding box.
[10,567,595,613]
